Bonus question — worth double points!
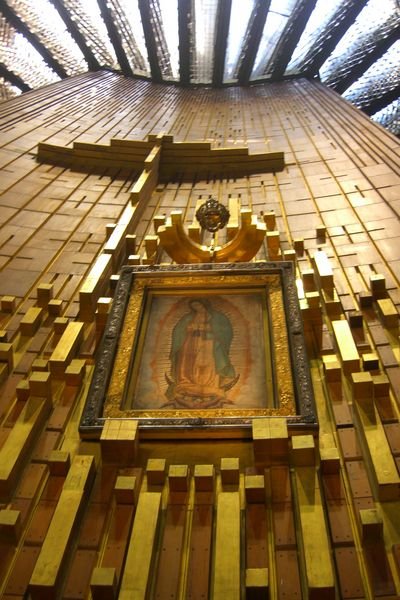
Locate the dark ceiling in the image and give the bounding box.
[0,0,399,135]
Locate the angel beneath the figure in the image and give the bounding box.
[164,298,239,408]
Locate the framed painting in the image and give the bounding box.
[79,262,317,439]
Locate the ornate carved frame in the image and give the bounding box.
[79,262,317,439]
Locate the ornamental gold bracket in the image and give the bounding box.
[157,202,267,264]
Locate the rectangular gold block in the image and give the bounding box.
[127,254,141,265]
[359,291,373,308]
[153,215,166,235]
[144,143,161,169]
[129,168,157,205]
[377,298,398,328]
[245,568,268,600]
[37,283,53,308]
[300,299,322,323]
[114,475,137,504]
[360,508,383,542]
[319,447,340,474]
[29,371,52,399]
[144,235,158,259]
[79,253,113,321]
[168,464,189,491]
[213,492,240,600]
[370,273,386,296]
[100,419,138,465]
[32,358,48,372]
[316,225,326,240]
[295,467,335,598]
[119,492,161,600]
[283,249,296,262]
[194,464,214,491]
[220,457,240,486]
[110,274,120,292]
[313,250,333,290]
[294,238,304,254]
[332,320,360,375]
[0,397,51,500]
[253,418,289,464]
[305,291,320,308]
[126,233,137,254]
[0,508,21,543]
[302,269,316,292]
[48,450,71,476]
[16,379,30,401]
[351,372,373,400]
[146,458,166,486]
[65,358,86,386]
[103,204,136,271]
[353,400,400,501]
[266,231,280,252]
[97,297,112,314]
[291,435,315,466]
[20,306,43,336]
[321,288,341,318]
[322,356,341,383]
[91,567,118,600]
[29,455,95,599]
[270,419,289,440]
[263,211,276,230]
[245,474,265,503]
[362,353,379,371]
[53,317,69,335]
[372,373,390,397]
[0,342,13,371]
[348,311,363,328]
[1,295,16,312]
[49,322,84,378]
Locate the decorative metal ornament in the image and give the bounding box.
[157,206,267,264]
[195,198,230,233]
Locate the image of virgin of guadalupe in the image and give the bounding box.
[164,298,239,408]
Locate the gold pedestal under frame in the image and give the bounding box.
[80,262,316,439]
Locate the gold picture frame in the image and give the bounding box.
[80,262,316,439]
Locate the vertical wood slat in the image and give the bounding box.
[0,397,51,501]
[100,504,134,581]
[294,467,335,599]
[185,504,213,600]
[246,504,269,568]
[212,492,240,600]
[153,504,187,599]
[28,455,95,599]
[118,491,161,600]
[333,547,366,599]
[275,550,302,599]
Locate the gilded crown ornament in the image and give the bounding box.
[195,198,230,259]
[156,197,267,264]
[195,198,230,233]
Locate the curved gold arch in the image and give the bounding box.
[157,209,266,264]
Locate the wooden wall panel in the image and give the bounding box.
[0,71,400,598]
